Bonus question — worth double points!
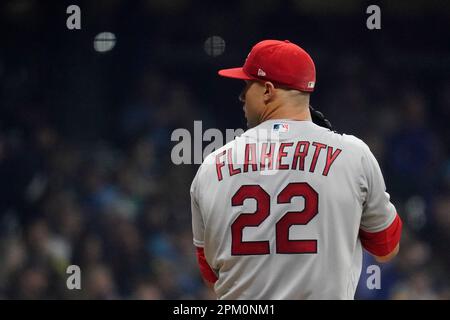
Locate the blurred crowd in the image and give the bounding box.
[0,0,449,300]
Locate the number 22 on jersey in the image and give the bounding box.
[231,183,318,255]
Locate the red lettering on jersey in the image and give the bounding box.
[277,143,294,170]
[227,148,241,176]
[309,142,327,173]
[260,143,275,170]
[292,141,310,170]
[323,147,342,176]
[244,143,258,172]
[215,150,227,181]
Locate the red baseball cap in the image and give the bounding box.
[218,39,316,92]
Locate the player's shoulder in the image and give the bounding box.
[316,129,373,165]
[337,132,371,153]
[202,138,236,166]
[192,137,238,184]
[325,131,379,179]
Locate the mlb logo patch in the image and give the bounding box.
[273,123,289,133]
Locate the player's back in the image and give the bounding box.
[191,119,374,299]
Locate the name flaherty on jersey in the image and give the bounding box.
[215,139,342,181]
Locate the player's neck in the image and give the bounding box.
[259,101,312,123]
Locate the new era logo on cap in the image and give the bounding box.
[257,68,266,77]
[307,81,315,88]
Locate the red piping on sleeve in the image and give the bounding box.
[196,247,218,283]
[359,213,403,257]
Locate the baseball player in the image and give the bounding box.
[190,40,402,299]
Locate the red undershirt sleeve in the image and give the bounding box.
[359,213,402,257]
[196,247,218,283]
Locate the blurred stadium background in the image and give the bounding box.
[0,0,449,299]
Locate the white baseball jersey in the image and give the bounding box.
[191,119,398,299]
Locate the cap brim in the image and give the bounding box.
[218,67,254,80]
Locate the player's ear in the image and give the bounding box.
[263,81,275,103]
